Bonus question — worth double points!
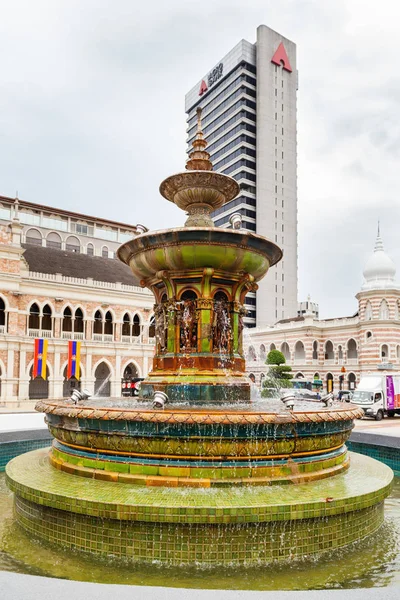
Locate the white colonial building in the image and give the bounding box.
[245,230,400,392]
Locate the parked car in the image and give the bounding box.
[337,390,353,402]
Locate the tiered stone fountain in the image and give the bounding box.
[6,110,393,565]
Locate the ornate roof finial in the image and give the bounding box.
[185,106,213,171]
[374,221,384,253]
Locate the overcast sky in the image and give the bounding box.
[1,0,399,318]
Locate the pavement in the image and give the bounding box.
[353,415,400,438]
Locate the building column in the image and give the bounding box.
[18,348,29,401]
[110,353,122,397]
[53,349,63,399]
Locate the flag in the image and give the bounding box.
[67,340,81,380]
[33,338,48,379]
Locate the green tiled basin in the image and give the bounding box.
[6,449,393,565]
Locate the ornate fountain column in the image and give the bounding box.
[118,108,282,404]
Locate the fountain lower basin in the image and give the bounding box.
[5,398,393,564]
[6,448,392,565]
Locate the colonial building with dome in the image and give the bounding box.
[245,228,400,392]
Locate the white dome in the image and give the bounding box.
[362,230,398,290]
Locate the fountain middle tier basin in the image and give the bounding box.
[35,399,363,486]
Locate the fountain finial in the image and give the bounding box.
[185,106,213,171]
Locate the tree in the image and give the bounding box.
[266,349,286,365]
[261,349,293,397]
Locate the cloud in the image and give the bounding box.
[1,0,400,319]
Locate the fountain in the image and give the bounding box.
[5,109,393,566]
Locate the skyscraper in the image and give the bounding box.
[185,25,298,327]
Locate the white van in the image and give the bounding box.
[351,374,400,420]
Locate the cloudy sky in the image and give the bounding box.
[1,0,399,318]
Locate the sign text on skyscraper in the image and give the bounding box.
[208,63,223,87]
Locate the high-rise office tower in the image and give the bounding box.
[185,25,298,327]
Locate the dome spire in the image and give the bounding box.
[362,225,398,290]
[374,220,384,252]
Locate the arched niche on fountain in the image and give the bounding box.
[212,290,231,354]
[178,290,199,353]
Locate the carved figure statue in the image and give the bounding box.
[154,303,167,352]
[212,300,231,353]
[180,299,197,351]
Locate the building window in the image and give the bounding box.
[102,246,109,258]
[365,301,373,321]
[379,299,389,320]
[65,236,80,253]
[29,303,52,334]
[87,244,94,256]
[25,229,42,246]
[0,298,6,332]
[46,232,62,249]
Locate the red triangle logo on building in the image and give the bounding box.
[271,42,292,72]
[198,79,208,96]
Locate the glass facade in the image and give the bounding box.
[186,60,257,326]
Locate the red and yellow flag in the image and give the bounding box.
[67,340,81,380]
[33,338,48,379]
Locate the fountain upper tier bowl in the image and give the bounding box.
[117,227,282,284]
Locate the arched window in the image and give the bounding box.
[94,362,111,397]
[348,372,356,391]
[87,243,94,256]
[314,372,320,379]
[270,343,276,351]
[347,339,358,359]
[365,301,373,321]
[28,303,40,331]
[29,365,49,399]
[326,372,334,393]
[104,311,113,336]
[123,363,139,379]
[259,345,266,362]
[294,341,305,361]
[62,365,81,397]
[93,310,103,335]
[66,236,80,253]
[122,313,131,337]
[381,344,389,360]
[338,345,343,360]
[102,246,109,258]
[281,342,290,361]
[25,228,42,246]
[149,315,156,339]
[42,305,52,331]
[366,331,372,340]
[379,299,389,320]
[324,341,334,360]
[133,314,141,337]
[247,346,257,361]
[0,298,6,332]
[295,372,304,378]
[312,341,318,360]
[46,232,62,249]
[74,308,84,334]
[62,306,73,332]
